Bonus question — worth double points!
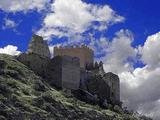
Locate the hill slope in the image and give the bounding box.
[0,54,150,120]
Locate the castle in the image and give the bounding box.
[17,34,120,106]
[54,45,94,68]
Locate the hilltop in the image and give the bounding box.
[0,54,151,120]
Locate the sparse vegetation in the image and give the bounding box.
[0,54,151,120]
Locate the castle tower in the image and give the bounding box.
[103,72,120,105]
[28,34,50,58]
[46,56,80,90]
[54,45,94,68]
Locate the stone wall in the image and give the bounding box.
[85,74,111,103]
[46,56,80,90]
[83,72,120,105]
[45,56,62,88]
[54,45,94,68]
[28,34,50,58]
[103,72,120,105]
[17,53,50,77]
[62,56,80,89]
[86,61,105,75]
[16,34,121,106]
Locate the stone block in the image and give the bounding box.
[28,34,50,58]
[54,45,94,68]
[46,56,80,90]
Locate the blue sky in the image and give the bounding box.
[0,0,160,50]
[87,0,160,46]
[0,0,160,119]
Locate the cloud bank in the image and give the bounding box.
[103,31,160,120]
[37,0,124,40]
[0,0,50,12]
[0,45,21,56]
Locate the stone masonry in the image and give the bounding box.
[17,34,121,106]
[54,45,94,68]
[18,34,50,76]
[28,34,50,58]
[46,56,80,90]
[103,72,120,105]
[18,53,50,77]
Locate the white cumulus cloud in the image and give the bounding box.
[120,66,160,120]
[102,31,160,120]
[37,0,124,40]
[141,32,160,68]
[0,0,50,12]
[103,29,136,74]
[0,45,21,56]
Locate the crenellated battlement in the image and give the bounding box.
[86,61,103,70]
[54,44,93,53]
[54,44,94,68]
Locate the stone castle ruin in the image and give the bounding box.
[17,34,120,106]
[28,35,50,58]
[54,45,94,68]
[18,35,50,77]
[46,56,80,90]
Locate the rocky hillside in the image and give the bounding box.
[0,54,151,120]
